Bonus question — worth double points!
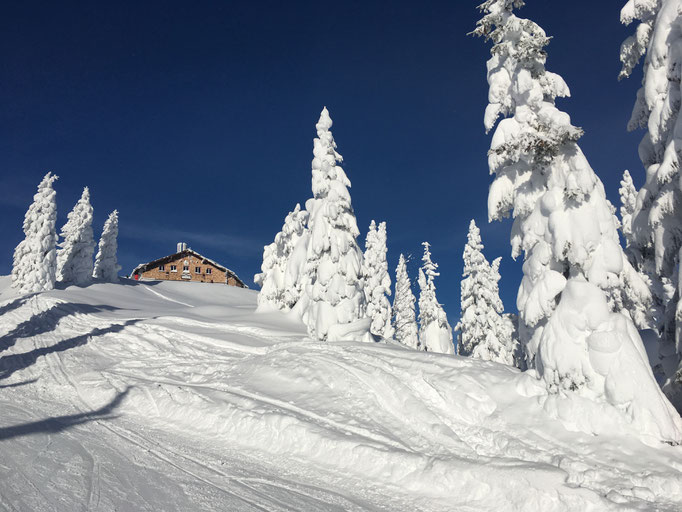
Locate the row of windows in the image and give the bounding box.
[158,264,212,274]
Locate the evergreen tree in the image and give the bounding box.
[475,0,681,442]
[618,170,659,331]
[57,187,95,286]
[294,108,368,341]
[11,172,59,293]
[255,204,309,311]
[620,0,682,407]
[455,220,516,365]
[619,170,637,247]
[393,254,420,349]
[417,242,453,354]
[93,210,121,282]
[363,220,394,339]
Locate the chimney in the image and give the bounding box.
[177,242,183,253]
[182,242,187,251]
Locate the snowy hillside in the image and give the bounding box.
[1,278,681,511]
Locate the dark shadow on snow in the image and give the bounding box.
[0,318,142,381]
[0,302,123,354]
[0,295,36,316]
[0,378,38,389]
[0,387,131,441]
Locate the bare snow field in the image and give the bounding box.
[0,277,681,511]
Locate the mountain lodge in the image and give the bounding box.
[131,243,247,287]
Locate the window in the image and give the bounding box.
[206,268,212,275]
[183,265,189,271]
[195,266,201,274]
[159,264,165,271]
[170,265,177,272]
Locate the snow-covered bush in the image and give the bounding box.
[255,204,309,311]
[475,0,682,442]
[456,220,517,365]
[620,0,682,408]
[293,108,369,342]
[93,210,121,282]
[57,187,95,286]
[393,254,420,350]
[363,220,394,339]
[11,172,59,293]
[417,242,453,354]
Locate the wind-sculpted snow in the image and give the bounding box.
[1,278,682,510]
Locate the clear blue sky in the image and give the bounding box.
[0,1,644,322]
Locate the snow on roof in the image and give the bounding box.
[131,248,247,288]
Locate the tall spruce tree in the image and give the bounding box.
[620,0,682,408]
[93,210,121,282]
[475,0,681,442]
[393,254,420,349]
[11,172,59,293]
[456,220,516,365]
[57,187,95,286]
[363,220,394,339]
[417,242,453,354]
[294,108,368,341]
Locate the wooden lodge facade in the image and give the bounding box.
[131,243,246,287]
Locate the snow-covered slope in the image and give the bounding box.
[0,278,681,511]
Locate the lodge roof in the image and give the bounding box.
[131,248,247,288]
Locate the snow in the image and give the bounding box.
[2,277,682,510]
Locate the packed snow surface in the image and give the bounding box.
[1,278,682,511]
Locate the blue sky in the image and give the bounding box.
[0,1,644,323]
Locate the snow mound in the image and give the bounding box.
[0,277,681,511]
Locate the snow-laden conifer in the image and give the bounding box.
[93,210,121,282]
[475,0,682,442]
[11,172,59,293]
[619,170,637,246]
[618,170,659,331]
[417,242,453,354]
[363,220,394,339]
[620,0,682,407]
[255,204,309,311]
[455,220,516,365]
[393,254,420,349]
[57,187,95,286]
[294,108,368,341]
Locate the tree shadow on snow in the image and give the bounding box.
[0,386,131,441]
[0,294,36,317]
[0,378,38,389]
[0,303,123,354]
[0,318,142,382]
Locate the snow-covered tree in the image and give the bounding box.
[57,187,95,286]
[255,204,309,311]
[417,242,453,354]
[475,0,682,442]
[455,220,517,365]
[619,170,637,246]
[393,254,420,349]
[93,210,121,282]
[294,108,368,342]
[363,220,394,339]
[620,0,682,408]
[11,172,59,293]
[618,170,659,331]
